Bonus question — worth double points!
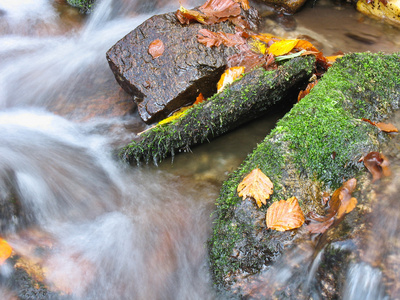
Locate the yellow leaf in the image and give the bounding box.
[0,239,12,265]
[217,66,245,93]
[237,168,273,207]
[249,39,267,54]
[158,107,190,125]
[266,197,305,231]
[268,39,299,56]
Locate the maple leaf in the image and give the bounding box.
[217,66,245,92]
[0,239,12,265]
[268,39,299,56]
[360,151,391,182]
[148,39,165,59]
[237,168,273,207]
[266,197,305,231]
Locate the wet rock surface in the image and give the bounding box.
[106,11,257,124]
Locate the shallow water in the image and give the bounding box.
[0,0,399,299]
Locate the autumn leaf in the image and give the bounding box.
[298,80,318,102]
[199,0,241,19]
[233,0,250,10]
[176,6,207,24]
[193,93,206,105]
[217,66,245,92]
[266,197,305,231]
[197,29,246,47]
[362,118,399,133]
[148,39,164,59]
[360,152,391,182]
[249,39,267,54]
[0,239,12,264]
[268,39,298,56]
[306,178,357,234]
[227,49,266,71]
[237,168,273,207]
[158,107,190,125]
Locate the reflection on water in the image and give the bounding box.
[0,0,399,298]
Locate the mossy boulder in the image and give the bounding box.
[120,56,316,165]
[208,52,400,295]
[66,0,96,14]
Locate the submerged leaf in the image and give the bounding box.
[217,66,245,92]
[266,197,305,231]
[0,239,12,265]
[360,152,391,182]
[148,39,164,59]
[237,168,273,208]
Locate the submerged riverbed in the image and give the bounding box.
[0,0,399,299]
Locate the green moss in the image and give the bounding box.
[209,52,400,287]
[66,0,96,13]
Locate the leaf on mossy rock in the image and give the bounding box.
[268,39,298,56]
[217,66,245,92]
[359,152,391,182]
[298,80,318,102]
[237,168,273,207]
[266,197,305,231]
[0,239,12,264]
[362,118,399,133]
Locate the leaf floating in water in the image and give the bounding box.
[148,39,165,59]
[217,66,245,93]
[360,151,391,182]
[266,197,305,231]
[237,168,273,208]
[0,239,12,265]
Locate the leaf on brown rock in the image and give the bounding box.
[199,0,241,19]
[237,168,273,208]
[266,197,305,231]
[148,39,164,59]
[197,29,246,47]
[176,6,207,25]
[360,152,391,182]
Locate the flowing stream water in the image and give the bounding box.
[0,0,399,299]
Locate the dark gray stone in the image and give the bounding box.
[106,11,245,123]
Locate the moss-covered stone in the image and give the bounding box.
[209,52,400,291]
[66,0,96,14]
[120,56,316,165]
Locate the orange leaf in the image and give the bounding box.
[360,152,391,182]
[266,197,305,231]
[325,55,343,64]
[176,6,207,24]
[0,239,12,264]
[148,39,164,59]
[268,39,298,56]
[234,0,250,9]
[295,39,319,52]
[298,80,318,102]
[193,93,206,105]
[362,118,399,133]
[237,168,273,208]
[197,29,246,48]
[217,66,245,93]
[199,0,241,19]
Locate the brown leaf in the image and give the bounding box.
[266,197,305,231]
[197,29,246,47]
[176,6,207,25]
[362,118,399,133]
[199,0,241,19]
[297,80,318,102]
[237,168,273,208]
[361,152,391,182]
[233,0,250,10]
[148,39,164,59]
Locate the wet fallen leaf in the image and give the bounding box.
[176,6,207,24]
[217,66,245,92]
[158,107,190,125]
[148,39,164,59]
[237,168,274,208]
[227,49,265,71]
[199,0,241,19]
[249,39,267,54]
[298,80,318,102]
[266,197,305,231]
[268,39,298,56]
[0,239,12,264]
[362,118,399,133]
[234,0,250,10]
[193,93,206,105]
[197,29,246,47]
[306,178,357,234]
[360,151,391,182]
